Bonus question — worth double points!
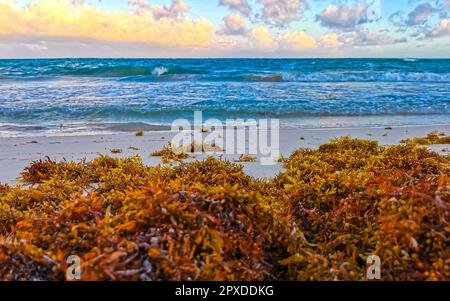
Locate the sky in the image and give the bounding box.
[0,0,449,58]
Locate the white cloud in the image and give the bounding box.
[437,0,450,18]
[347,29,393,47]
[22,42,49,52]
[243,27,317,52]
[218,13,247,35]
[257,0,309,27]
[218,0,252,16]
[441,0,450,9]
[318,29,396,50]
[128,0,152,12]
[317,3,374,29]
[406,3,434,26]
[129,0,190,19]
[425,19,450,38]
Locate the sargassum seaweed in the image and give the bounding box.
[0,137,449,281]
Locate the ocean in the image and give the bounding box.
[0,58,449,137]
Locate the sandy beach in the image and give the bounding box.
[1,124,448,184]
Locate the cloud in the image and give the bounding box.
[440,0,450,9]
[317,3,375,29]
[129,0,190,20]
[278,31,316,50]
[239,26,396,53]
[218,13,247,35]
[425,19,450,38]
[22,41,49,52]
[246,26,277,50]
[0,0,213,47]
[218,0,252,16]
[128,0,152,12]
[0,0,446,58]
[406,3,434,26]
[319,33,343,48]
[257,0,309,27]
[243,27,317,52]
[438,0,450,18]
[152,0,190,20]
[320,29,397,49]
[348,29,393,46]
[389,2,449,39]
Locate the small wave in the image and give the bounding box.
[0,75,57,82]
[97,122,171,132]
[279,71,450,83]
[2,105,448,120]
[0,123,48,131]
[201,71,450,83]
[151,67,169,76]
[61,65,201,78]
[67,66,154,77]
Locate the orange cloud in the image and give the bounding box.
[319,33,343,48]
[245,28,317,52]
[0,0,214,47]
[247,27,277,50]
[279,32,317,50]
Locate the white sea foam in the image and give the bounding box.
[280,71,450,83]
[151,67,169,76]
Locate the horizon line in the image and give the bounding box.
[1,57,450,60]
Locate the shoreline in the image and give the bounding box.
[2,117,450,138]
[1,124,449,184]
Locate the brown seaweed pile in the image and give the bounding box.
[401,131,450,145]
[0,137,449,281]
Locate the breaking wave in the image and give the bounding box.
[62,69,450,83]
[61,65,201,78]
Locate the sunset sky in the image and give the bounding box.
[0,0,449,58]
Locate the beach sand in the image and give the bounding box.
[0,124,449,184]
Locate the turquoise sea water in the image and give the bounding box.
[0,58,449,136]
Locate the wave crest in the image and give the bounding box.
[151,67,169,76]
[61,65,200,78]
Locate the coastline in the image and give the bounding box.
[1,124,449,184]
